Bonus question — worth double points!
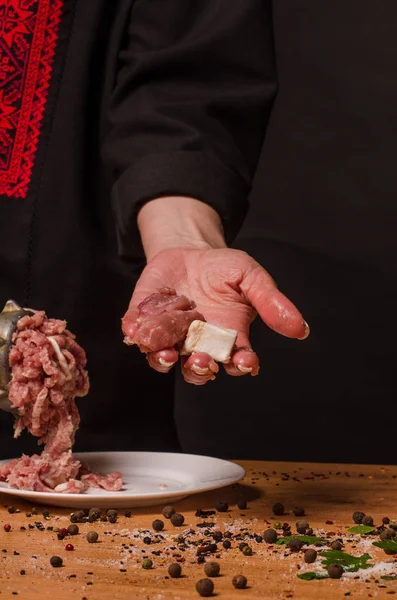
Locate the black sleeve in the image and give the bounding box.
[102,0,277,258]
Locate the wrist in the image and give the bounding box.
[137,196,227,261]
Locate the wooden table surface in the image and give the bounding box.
[1,460,397,599]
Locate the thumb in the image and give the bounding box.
[121,265,169,337]
[121,284,149,339]
[240,264,310,340]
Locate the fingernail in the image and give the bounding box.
[159,358,175,368]
[237,365,253,374]
[297,321,310,340]
[191,364,210,376]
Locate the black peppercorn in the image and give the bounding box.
[88,508,101,521]
[241,545,252,556]
[362,515,374,527]
[293,506,305,517]
[331,540,343,551]
[124,511,132,518]
[170,513,185,527]
[212,531,223,542]
[107,509,118,523]
[168,563,182,578]
[237,500,247,510]
[239,542,248,551]
[255,535,263,543]
[272,503,284,516]
[352,511,365,524]
[204,562,220,577]
[304,549,317,564]
[380,528,396,541]
[50,556,63,568]
[70,510,84,523]
[86,531,98,543]
[296,520,309,534]
[143,536,152,544]
[196,578,214,597]
[287,538,304,552]
[152,519,164,532]
[232,575,247,589]
[162,506,175,519]
[67,524,79,536]
[222,540,231,549]
[383,517,391,525]
[42,510,50,518]
[328,563,344,579]
[142,558,153,569]
[263,529,278,544]
[215,500,228,513]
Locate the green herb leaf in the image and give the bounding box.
[319,550,372,572]
[381,575,397,580]
[297,572,329,581]
[373,539,397,552]
[276,535,327,546]
[348,525,376,535]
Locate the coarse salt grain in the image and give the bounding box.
[343,562,397,580]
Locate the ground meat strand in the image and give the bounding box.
[0,311,122,494]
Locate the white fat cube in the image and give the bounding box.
[181,320,238,363]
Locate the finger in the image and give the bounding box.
[181,353,219,385]
[122,300,147,338]
[193,309,260,375]
[146,348,179,373]
[224,347,260,377]
[240,265,310,339]
[201,305,255,350]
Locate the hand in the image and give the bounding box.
[122,246,309,384]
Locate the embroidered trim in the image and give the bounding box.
[0,0,63,199]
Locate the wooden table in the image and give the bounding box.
[1,460,397,599]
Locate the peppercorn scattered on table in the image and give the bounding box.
[1,460,397,599]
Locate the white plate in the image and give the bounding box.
[0,451,245,508]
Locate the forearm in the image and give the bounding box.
[137,197,227,261]
[104,0,275,260]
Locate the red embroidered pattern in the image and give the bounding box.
[0,0,63,198]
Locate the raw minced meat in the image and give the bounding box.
[0,311,123,493]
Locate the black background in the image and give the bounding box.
[174,0,397,465]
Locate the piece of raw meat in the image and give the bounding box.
[124,287,205,352]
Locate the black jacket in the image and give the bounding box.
[0,0,275,457]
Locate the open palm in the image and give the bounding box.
[122,247,309,384]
